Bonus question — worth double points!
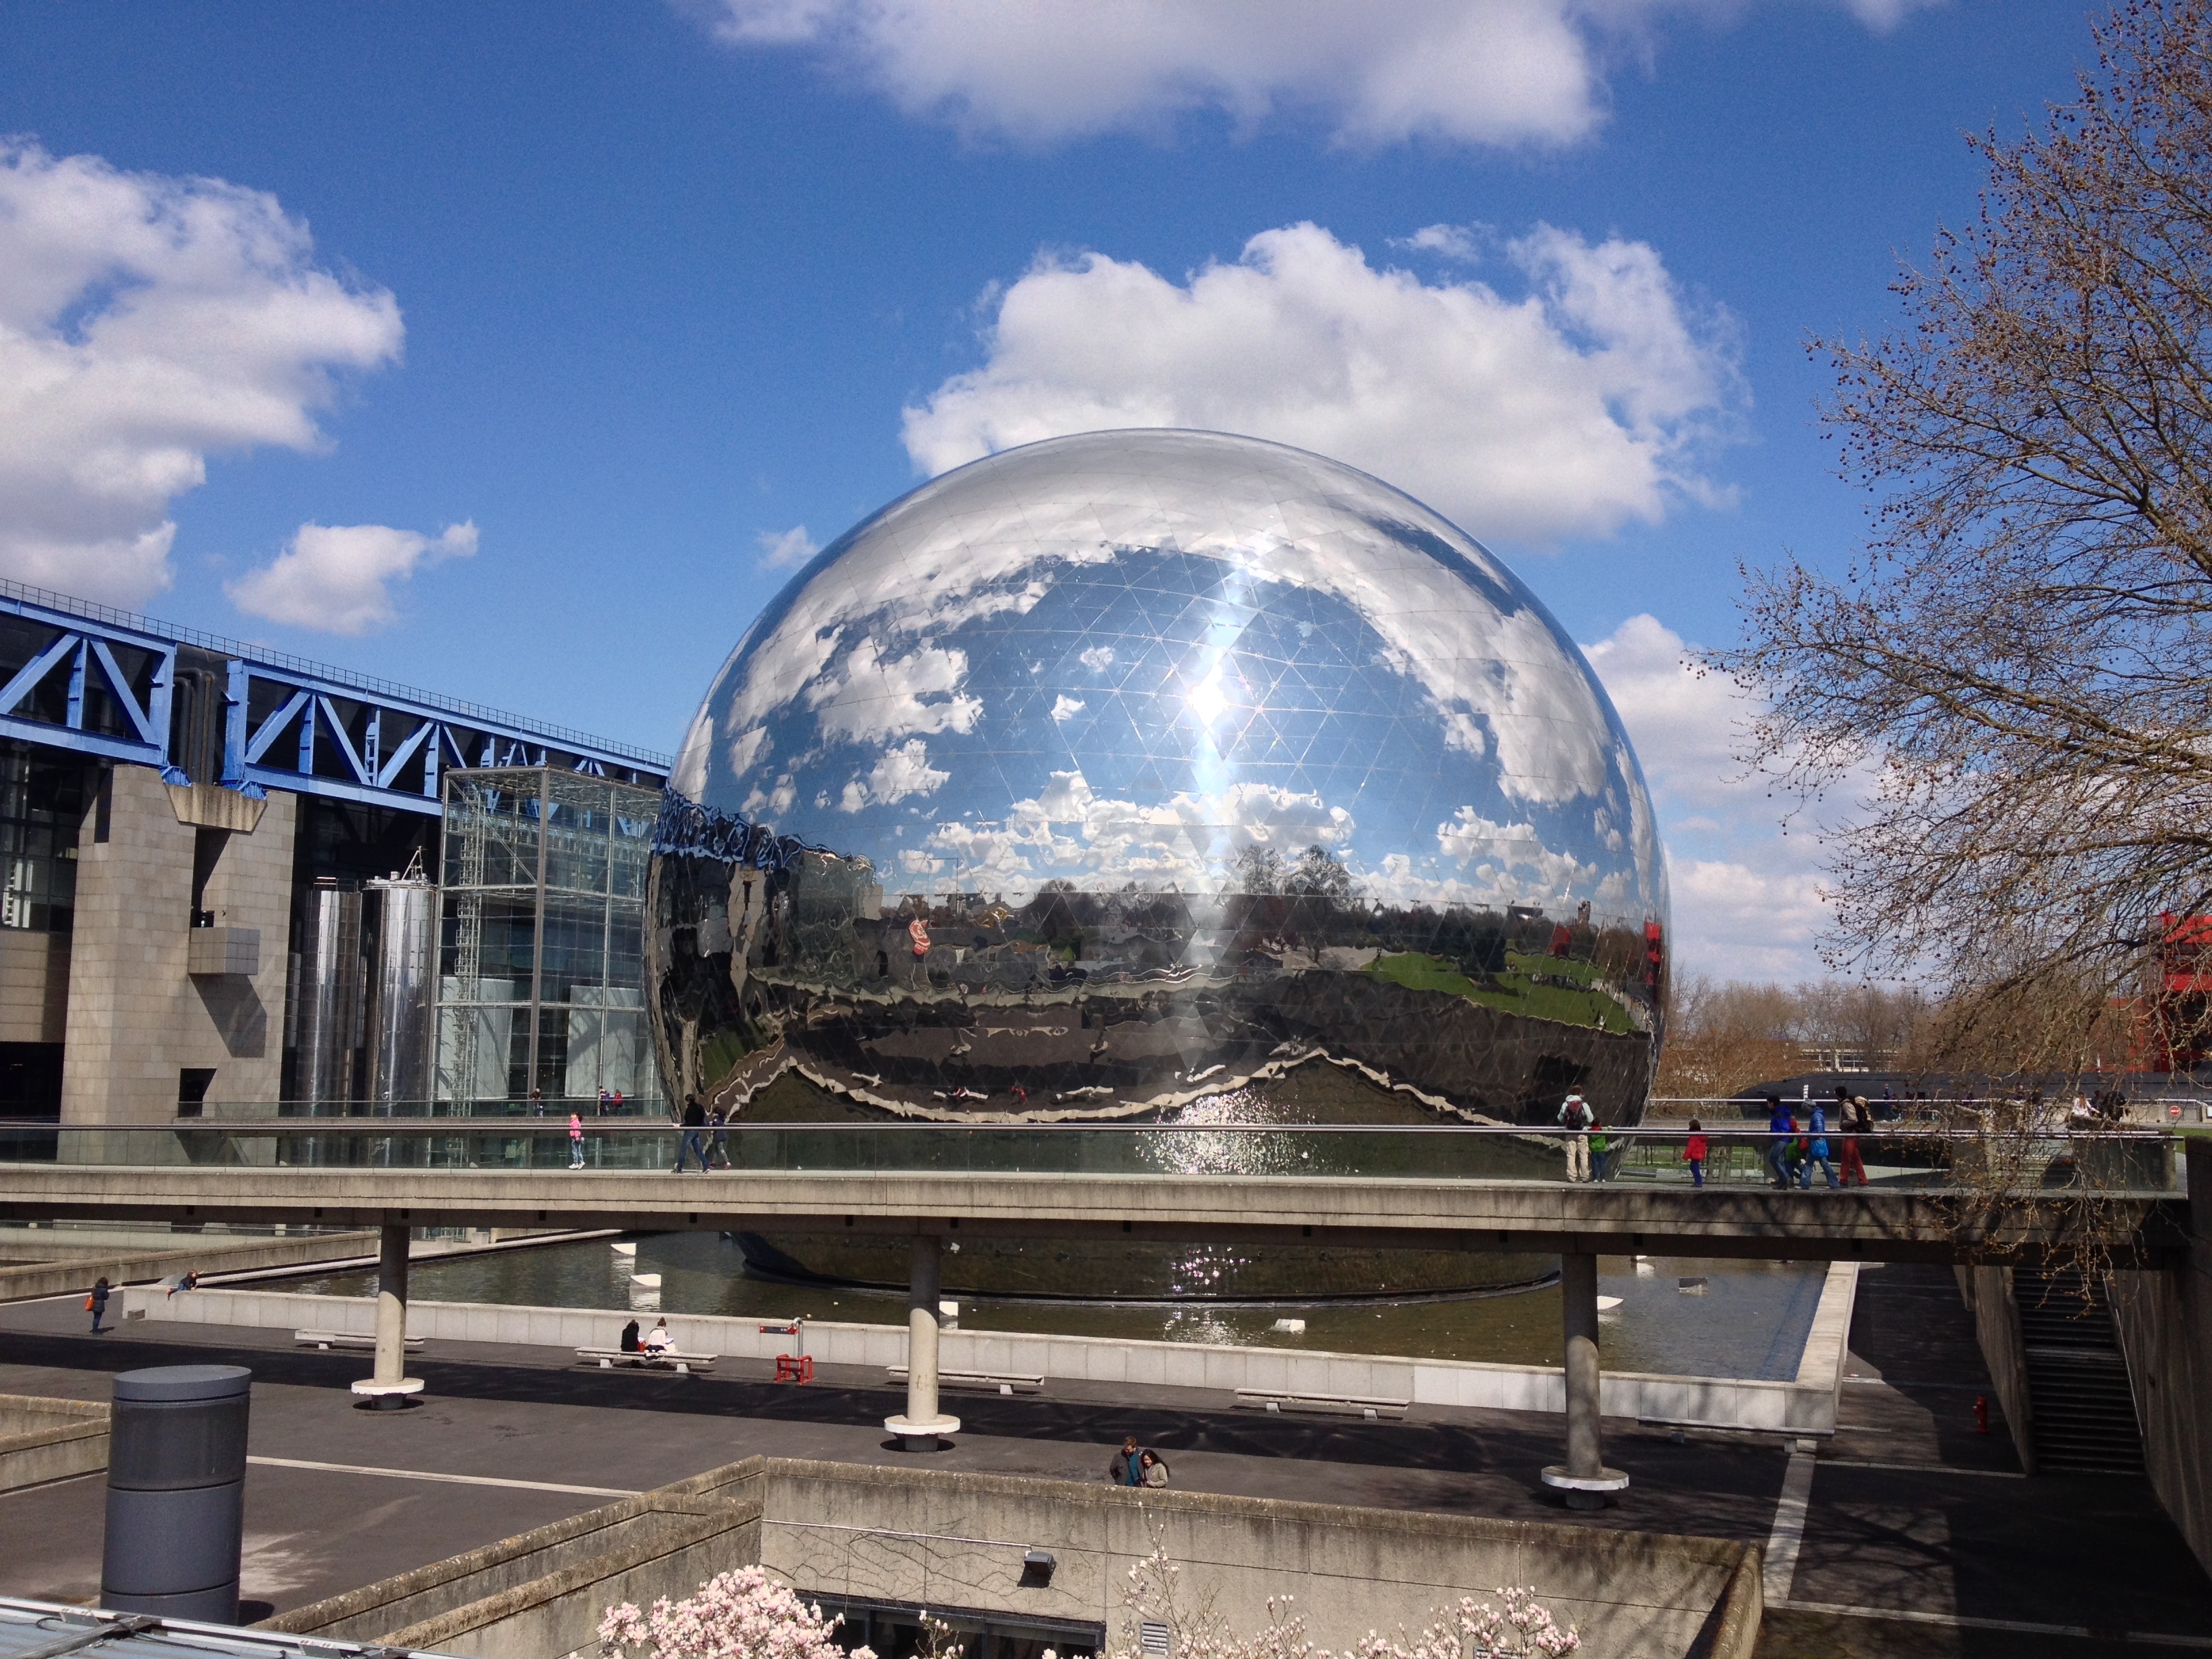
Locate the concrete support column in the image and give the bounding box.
[884,1232,959,1451]
[1541,1250,1627,1509]
[351,1223,424,1408]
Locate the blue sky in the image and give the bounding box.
[0,0,2098,976]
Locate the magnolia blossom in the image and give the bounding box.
[599,1568,872,1659]
[1113,1547,1578,1659]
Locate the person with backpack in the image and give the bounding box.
[1839,1095,1872,1186]
[1684,1118,1708,1189]
[1800,1101,1841,1189]
[87,1277,110,1334]
[1558,1091,1593,1182]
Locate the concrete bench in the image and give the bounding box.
[295,1330,424,1353]
[1235,1389,1408,1420]
[887,1366,1044,1396]
[575,1347,716,1375]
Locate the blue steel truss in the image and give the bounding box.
[0,579,665,815]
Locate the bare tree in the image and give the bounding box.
[1715,1,2212,1075]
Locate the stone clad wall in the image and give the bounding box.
[62,767,295,1122]
[266,1458,1761,1659]
[2111,1139,2212,1574]
[1955,1263,2035,1475]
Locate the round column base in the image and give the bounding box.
[1540,1465,1628,1510]
[352,1378,424,1409]
[885,1413,960,1451]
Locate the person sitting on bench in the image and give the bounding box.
[619,1318,640,1353]
[643,1317,674,1355]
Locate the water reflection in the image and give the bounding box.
[285,1234,1825,1380]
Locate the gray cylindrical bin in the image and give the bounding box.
[102,1365,250,1622]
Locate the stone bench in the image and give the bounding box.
[887,1367,1044,1396]
[575,1347,717,1375]
[296,1330,424,1353]
[1235,1388,1408,1420]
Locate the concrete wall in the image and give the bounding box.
[62,768,295,1122]
[0,929,69,1044]
[129,1265,1860,1436]
[269,1468,762,1659]
[268,1458,1761,1659]
[0,1393,107,1493]
[2111,1138,2212,1574]
[3,1228,378,1305]
[1955,1263,2034,1474]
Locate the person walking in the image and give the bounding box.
[569,1111,586,1169]
[87,1277,110,1334]
[1109,1435,1141,1485]
[1139,1450,1170,1488]
[529,1087,545,1117]
[1588,1120,1612,1183]
[1765,1095,1794,1188]
[707,1103,731,1170]
[1839,1095,1872,1187]
[1800,1101,1840,1189]
[1685,1118,1708,1189]
[596,1087,611,1118]
[674,1095,708,1172]
[1558,1091,1593,1183]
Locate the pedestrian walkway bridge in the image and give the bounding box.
[0,1120,2190,1267]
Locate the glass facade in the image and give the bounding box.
[0,741,93,933]
[434,765,658,1110]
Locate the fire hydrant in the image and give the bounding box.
[1973,1395,1990,1435]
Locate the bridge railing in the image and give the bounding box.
[0,1120,2187,1193]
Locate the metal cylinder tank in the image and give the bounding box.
[287,879,364,1107]
[101,1364,250,1622]
[364,873,436,1110]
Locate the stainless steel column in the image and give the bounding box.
[350,1223,423,1406]
[883,1232,959,1450]
[101,1364,250,1621]
[1540,1251,1627,1509]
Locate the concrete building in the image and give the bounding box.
[0,577,664,1124]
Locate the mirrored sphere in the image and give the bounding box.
[647,430,1666,1294]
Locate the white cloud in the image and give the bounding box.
[1078,645,1115,671]
[0,142,403,605]
[1837,0,1945,30]
[903,221,1743,544]
[227,521,476,635]
[916,768,1353,894]
[1399,222,1483,262]
[1582,612,1847,978]
[756,525,819,569]
[842,737,949,809]
[1435,806,1597,897]
[696,1,1936,150]
[803,636,985,745]
[1050,694,1085,722]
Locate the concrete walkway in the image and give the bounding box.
[0,1264,2203,1656]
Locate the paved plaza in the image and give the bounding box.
[0,1263,2204,1658]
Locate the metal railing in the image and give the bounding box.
[0,1119,2186,1191]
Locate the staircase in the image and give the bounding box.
[2014,1267,2145,1474]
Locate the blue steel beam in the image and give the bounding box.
[0,579,665,815]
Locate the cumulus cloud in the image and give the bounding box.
[695,1,1936,150]
[1050,695,1085,722]
[916,769,1352,892]
[0,142,403,605]
[227,521,476,635]
[840,737,949,809]
[903,221,1742,544]
[757,525,819,569]
[803,636,984,745]
[1582,613,1844,977]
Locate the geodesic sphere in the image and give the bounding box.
[651,430,1666,1147]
